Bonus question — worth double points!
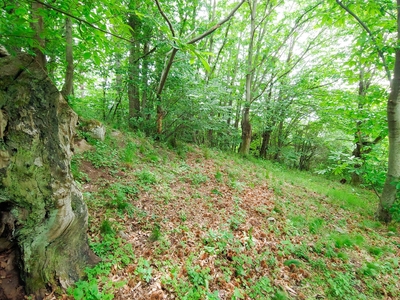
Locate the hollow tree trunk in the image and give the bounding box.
[0,54,96,299]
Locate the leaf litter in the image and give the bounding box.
[61,142,400,300]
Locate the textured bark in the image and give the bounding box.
[377,1,400,222]
[30,2,46,68]
[259,129,272,159]
[239,0,256,156]
[128,5,142,124]
[61,17,74,99]
[0,54,96,298]
[239,107,252,155]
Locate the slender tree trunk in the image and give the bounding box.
[128,53,140,122]
[30,2,46,68]
[234,101,241,129]
[239,0,257,155]
[378,2,400,222]
[128,43,141,123]
[128,10,141,125]
[274,119,284,161]
[61,17,74,100]
[351,130,363,185]
[156,48,178,134]
[351,66,370,185]
[259,129,272,158]
[239,106,252,155]
[141,42,149,115]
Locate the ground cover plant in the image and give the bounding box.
[65,127,400,300]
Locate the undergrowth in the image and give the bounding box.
[67,124,400,300]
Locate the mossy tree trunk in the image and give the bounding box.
[0,53,96,299]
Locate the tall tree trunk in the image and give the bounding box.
[239,0,256,155]
[30,2,46,68]
[239,106,252,155]
[141,42,149,115]
[351,129,363,185]
[274,119,284,161]
[128,13,141,125]
[259,129,272,158]
[0,54,96,299]
[378,1,400,222]
[351,66,370,185]
[61,17,74,100]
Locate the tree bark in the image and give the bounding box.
[239,106,252,155]
[378,4,400,221]
[30,2,46,68]
[128,13,141,125]
[0,54,97,299]
[61,17,74,100]
[239,0,256,155]
[259,129,272,158]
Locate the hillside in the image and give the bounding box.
[66,128,399,300]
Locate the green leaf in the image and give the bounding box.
[83,52,92,59]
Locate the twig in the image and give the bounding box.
[32,0,132,43]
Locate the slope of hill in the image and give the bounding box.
[66,128,399,300]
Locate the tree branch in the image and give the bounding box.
[132,46,157,64]
[187,0,246,44]
[335,0,391,81]
[32,0,132,43]
[154,0,176,37]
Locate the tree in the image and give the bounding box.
[0,53,97,299]
[153,0,245,135]
[334,0,398,221]
[379,0,400,222]
[61,16,74,99]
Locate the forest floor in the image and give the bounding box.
[59,129,400,300]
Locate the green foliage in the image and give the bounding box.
[100,219,114,235]
[326,272,360,299]
[84,140,120,169]
[247,277,274,299]
[214,170,223,182]
[70,235,134,299]
[135,170,157,186]
[149,223,161,242]
[71,156,90,183]
[330,233,364,249]
[389,200,400,222]
[189,173,209,186]
[187,265,211,288]
[309,218,325,234]
[135,258,153,283]
[229,198,247,230]
[122,141,137,164]
[103,183,138,213]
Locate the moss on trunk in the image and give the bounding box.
[0,54,97,299]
